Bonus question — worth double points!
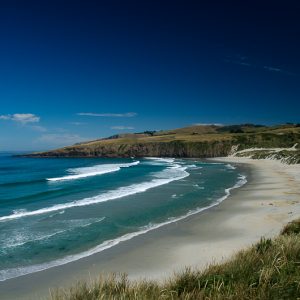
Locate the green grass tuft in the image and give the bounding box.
[255,237,272,254]
[281,219,300,235]
[50,219,300,300]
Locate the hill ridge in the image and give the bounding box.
[24,124,300,160]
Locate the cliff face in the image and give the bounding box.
[31,140,234,158]
[24,124,300,158]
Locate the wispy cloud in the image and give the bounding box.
[0,113,40,124]
[224,55,253,68]
[28,125,47,132]
[69,122,86,125]
[225,55,294,76]
[263,66,294,75]
[77,112,137,117]
[263,66,282,72]
[224,60,252,67]
[237,61,251,67]
[110,126,135,130]
[37,133,87,146]
[194,123,223,126]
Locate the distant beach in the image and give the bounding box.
[1,157,299,299]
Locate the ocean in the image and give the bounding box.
[0,153,246,281]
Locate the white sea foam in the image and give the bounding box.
[145,157,175,163]
[193,184,204,189]
[200,162,223,165]
[0,173,247,282]
[79,217,106,228]
[47,161,140,182]
[144,157,175,165]
[0,165,189,222]
[1,217,106,249]
[12,209,27,215]
[48,210,65,218]
[226,164,236,170]
[3,229,70,249]
[187,165,203,170]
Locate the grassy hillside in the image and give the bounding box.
[27,123,300,158]
[50,219,300,300]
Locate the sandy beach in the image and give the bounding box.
[1,157,300,300]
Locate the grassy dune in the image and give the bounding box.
[50,219,300,300]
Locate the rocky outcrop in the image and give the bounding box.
[23,125,300,158]
[26,140,234,158]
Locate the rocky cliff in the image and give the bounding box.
[30,140,234,158]
[24,124,300,158]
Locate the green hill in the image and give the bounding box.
[26,124,300,159]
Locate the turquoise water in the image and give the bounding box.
[0,154,246,281]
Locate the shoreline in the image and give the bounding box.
[1,158,300,299]
[0,162,246,283]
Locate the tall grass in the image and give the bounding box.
[51,219,300,300]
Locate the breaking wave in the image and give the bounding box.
[0,164,189,222]
[47,161,140,182]
[0,173,247,282]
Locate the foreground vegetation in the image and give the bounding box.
[50,219,300,300]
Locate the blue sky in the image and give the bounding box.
[0,1,300,151]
